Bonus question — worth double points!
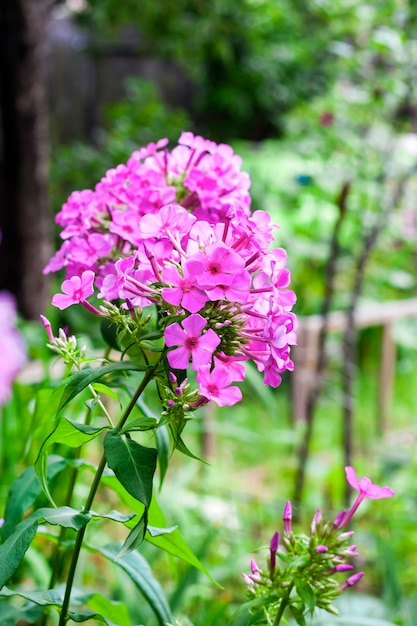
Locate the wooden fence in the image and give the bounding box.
[291,297,417,430]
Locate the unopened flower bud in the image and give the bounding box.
[269,531,279,576]
[332,564,354,573]
[169,372,177,384]
[340,571,364,591]
[283,501,292,535]
[40,315,55,343]
[311,508,322,534]
[316,544,328,553]
[333,509,346,528]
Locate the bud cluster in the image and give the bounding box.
[242,467,394,625]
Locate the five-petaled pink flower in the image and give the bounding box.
[164,313,220,370]
[338,466,394,527]
[52,270,95,310]
[196,364,242,406]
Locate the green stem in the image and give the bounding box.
[58,363,160,626]
[273,583,294,626]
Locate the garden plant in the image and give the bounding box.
[0,133,396,625]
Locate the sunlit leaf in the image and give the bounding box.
[85,593,131,626]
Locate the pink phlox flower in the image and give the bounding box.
[213,353,246,382]
[345,466,395,499]
[43,240,72,274]
[340,466,394,527]
[140,203,196,242]
[195,242,246,290]
[109,208,142,245]
[164,313,220,370]
[187,220,217,251]
[69,234,114,266]
[129,137,169,161]
[196,364,243,407]
[52,270,95,310]
[161,260,207,313]
[122,267,156,307]
[204,270,251,303]
[99,255,136,301]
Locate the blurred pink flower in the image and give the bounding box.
[0,292,26,406]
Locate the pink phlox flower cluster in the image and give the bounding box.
[44,133,251,280]
[48,134,296,407]
[51,200,296,405]
[0,292,26,406]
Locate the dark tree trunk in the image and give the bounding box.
[0,0,52,319]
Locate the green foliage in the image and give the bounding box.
[70,0,336,140]
[50,77,190,208]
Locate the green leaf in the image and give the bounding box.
[104,429,157,552]
[1,456,66,540]
[35,418,109,504]
[0,507,91,589]
[85,593,132,626]
[145,518,217,586]
[155,425,170,488]
[0,585,65,606]
[0,599,42,626]
[121,416,158,432]
[68,610,115,624]
[57,361,146,413]
[39,506,91,530]
[147,525,177,537]
[117,511,147,557]
[96,542,173,625]
[0,518,38,590]
[90,510,136,524]
[173,434,205,462]
[145,494,216,582]
[295,579,316,612]
[227,596,277,625]
[104,429,157,509]
[92,382,120,401]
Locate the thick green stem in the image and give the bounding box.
[58,363,160,626]
[273,583,294,626]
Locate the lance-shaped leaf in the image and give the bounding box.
[35,418,109,504]
[104,429,157,550]
[0,507,91,589]
[96,542,173,626]
[2,456,66,540]
[58,361,146,413]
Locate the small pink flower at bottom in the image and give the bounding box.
[52,270,95,310]
[196,364,242,406]
[339,466,394,527]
